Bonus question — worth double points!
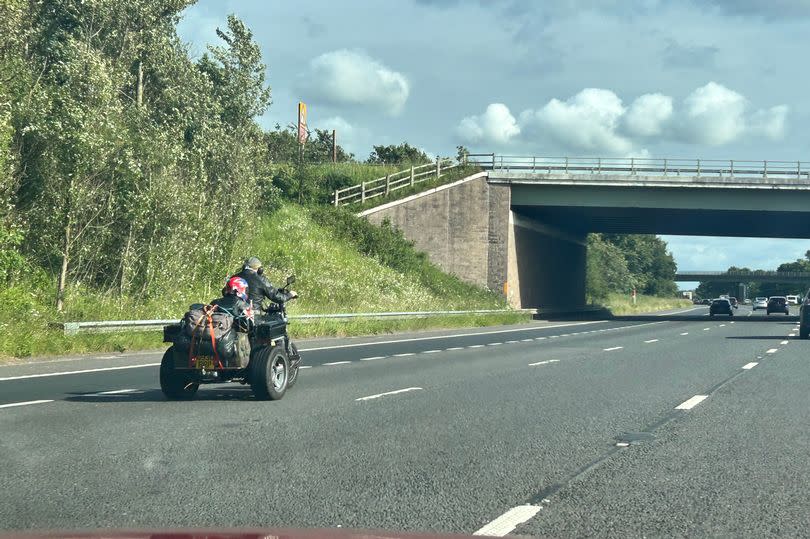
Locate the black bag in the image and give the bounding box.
[181,303,241,366]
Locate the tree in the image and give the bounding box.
[586,234,632,301]
[367,142,430,165]
[601,234,678,296]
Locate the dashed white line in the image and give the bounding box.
[644,339,659,343]
[393,353,415,357]
[0,399,54,409]
[473,505,542,537]
[528,359,560,366]
[359,356,386,361]
[675,395,708,410]
[719,324,726,327]
[446,347,464,351]
[299,365,313,369]
[468,345,485,349]
[355,387,423,402]
[742,362,758,370]
[703,327,711,331]
[603,346,623,352]
[323,361,352,366]
[535,337,547,340]
[680,332,689,336]
[781,340,789,345]
[766,348,778,354]
[487,342,503,346]
[521,339,534,342]
[423,349,441,354]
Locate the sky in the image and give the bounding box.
[177,0,810,287]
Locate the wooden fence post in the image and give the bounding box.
[361,182,366,203]
[410,165,415,186]
[333,190,339,206]
[385,174,390,196]
[436,156,441,178]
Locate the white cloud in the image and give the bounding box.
[519,88,634,155]
[750,105,788,140]
[624,93,673,137]
[457,103,520,145]
[298,49,410,115]
[679,82,747,145]
[319,116,371,157]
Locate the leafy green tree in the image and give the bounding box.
[601,234,678,296]
[586,233,632,301]
[367,142,430,165]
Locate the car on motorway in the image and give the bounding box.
[799,292,810,339]
[766,296,790,315]
[709,298,734,317]
[752,297,768,310]
[787,294,800,305]
[701,298,712,305]
[743,298,752,305]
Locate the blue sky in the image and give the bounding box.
[177,0,810,286]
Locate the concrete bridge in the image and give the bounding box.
[675,271,810,283]
[359,155,810,309]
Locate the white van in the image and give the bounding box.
[787,295,800,305]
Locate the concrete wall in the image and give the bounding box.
[362,173,587,309]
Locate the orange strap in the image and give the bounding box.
[206,309,224,369]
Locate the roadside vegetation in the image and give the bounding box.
[601,293,692,316]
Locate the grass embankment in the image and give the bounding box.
[601,293,693,316]
[1,203,524,362]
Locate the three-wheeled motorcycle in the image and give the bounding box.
[160,275,301,401]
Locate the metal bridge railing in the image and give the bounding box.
[468,154,810,180]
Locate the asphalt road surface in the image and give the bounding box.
[2,304,809,537]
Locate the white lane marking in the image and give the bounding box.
[644,339,659,343]
[680,332,689,336]
[719,324,726,327]
[474,505,542,537]
[703,327,711,331]
[96,388,138,395]
[675,395,708,410]
[468,345,485,349]
[603,346,623,351]
[323,361,352,366]
[730,321,735,324]
[487,342,503,346]
[299,321,611,351]
[535,337,547,340]
[521,338,534,342]
[393,353,416,357]
[528,359,560,366]
[505,340,519,344]
[658,306,704,316]
[781,340,789,345]
[299,365,313,369]
[0,399,54,409]
[766,348,778,354]
[550,335,559,338]
[423,350,441,354]
[561,333,572,337]
[0,363,161,382]
[742,362,758,370]
[96,355,120,360]
[747,310,753,317]
[359,356,386,361]
[355,387,423,401]
[446,347,464,351]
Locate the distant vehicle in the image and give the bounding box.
[743,298,752,305]
[693,298,702,305]
[710,298,733,317]
[767,296,790,315]
[799,292,810,339]
[787,295,800,305]
[701,299,712,305]
[728,297,739,309]
[752,297,768,311]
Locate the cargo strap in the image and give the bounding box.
[187,304,224,369]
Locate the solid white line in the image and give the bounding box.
[680,332,689,336]
[0,399,54,409]
[359,356,386,361]
[323,361,352,366]
[781,340,789,345]
[0,363,161,382]
[676,395,708,410]
[766,348,778,354]
[644,339,659,343]
[299,321,611,351]
[355,387,423,401]
[474,505,542,536]
[742,362,758,370]
[603,346,623,351]
[393,353,415,357]
[528,359,560,366]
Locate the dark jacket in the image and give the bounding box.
[235,268,293,310]
[210,294,253,331]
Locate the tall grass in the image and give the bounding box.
[601,293,692,315]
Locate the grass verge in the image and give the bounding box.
[602,293,693,315]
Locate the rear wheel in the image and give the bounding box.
[250,345,289,400]
[160,348,199,400]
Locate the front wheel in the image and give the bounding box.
[160,348,199,400]
[250,345,289,400]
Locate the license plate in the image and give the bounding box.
[195,356,215,370]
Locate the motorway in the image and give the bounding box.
[2,305,810,537]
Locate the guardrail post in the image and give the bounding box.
[565,157,569,173]
[500,155,504,169]
[532,156,536,171]
[436,156,441,178]
[696,159,701,177]
[491,153,496,169]
[764,160,768,178]
[361,181,366,203]
[631,157,635,175]
[730,160,734,177]
[410,165,415,186]
[598,157,602,173]
[798,161,801,179]
[385,174,391,196]
[663,158,667,175]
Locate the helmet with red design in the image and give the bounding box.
[225,276,249,302]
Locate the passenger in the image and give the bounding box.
[211,276,254,332]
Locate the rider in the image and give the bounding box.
[235,257,297,313]
[211,276,254,332]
